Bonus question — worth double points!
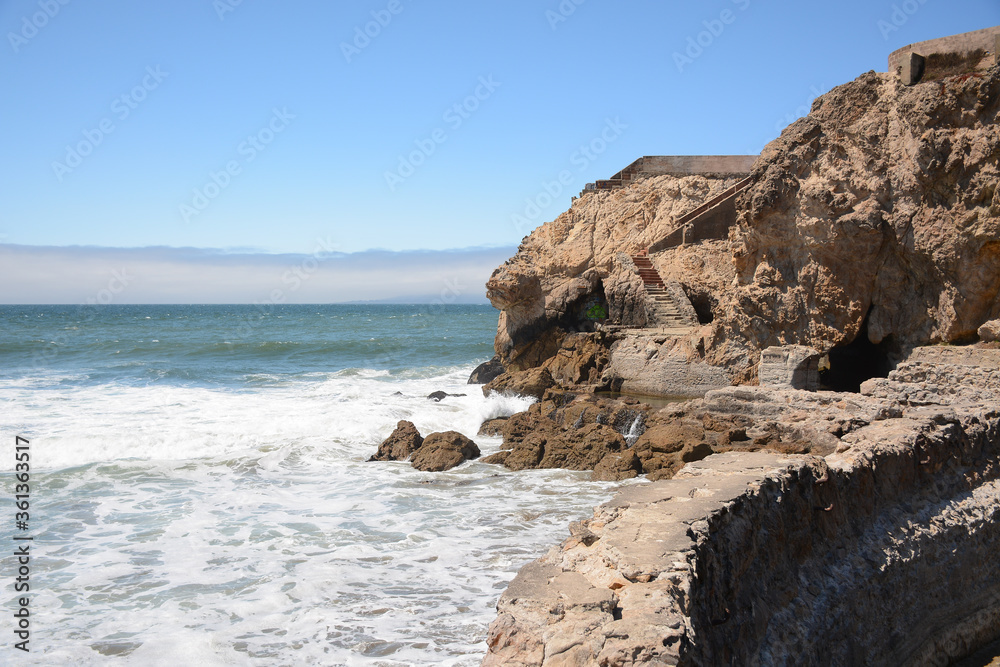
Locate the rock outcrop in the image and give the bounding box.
[715,65,1000,378]
[468,356,505,384]
[481,385,866,481]
[483,367,556,400]
[368,420,423,462]
[477,51,1000,667]
[410,431,481,472]
[369,423,480,472]
[487,176,746,374]
[486,65,1000,391]
[482,346,1000,665]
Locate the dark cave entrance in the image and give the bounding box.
[820,309,895,393]
[682,285,715,324]
[573,284,609,331]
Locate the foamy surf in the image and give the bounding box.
[0,361,622,665]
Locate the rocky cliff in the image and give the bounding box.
[486,65,1000,388]
[477,56,1000,667]
[482,347,1000,665]
[718,66,1000,379]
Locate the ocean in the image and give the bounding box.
[0,304,629,666]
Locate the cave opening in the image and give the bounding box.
[573,283,609,331]
[683,286,715,324]
[820,309,895,393]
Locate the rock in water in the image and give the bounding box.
[368,420,423,462]
[467,356,504,384]
[477,417,508,436]
[482,367,555,400]
[426,391,466,402]
[410,431,481,472]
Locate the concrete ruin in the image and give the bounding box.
[889,25,1000,85]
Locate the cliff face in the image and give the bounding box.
[487,66,1000,383]
[487,175,743,371]
[717,67,1000,374]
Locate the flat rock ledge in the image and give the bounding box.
[483,349,1000,666]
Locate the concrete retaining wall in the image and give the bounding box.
[635,155,756,177]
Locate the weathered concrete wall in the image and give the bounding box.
[646,189,741,253]
[637,155,756,177]
[888,25,1000,74]
[759,345,822,390]
[603,335,731,398]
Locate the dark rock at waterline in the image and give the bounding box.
[410,431,481,472]
[591,450,643,482]
[482,367,555,400]
[468,356,504,385]
[368,420,423,462]
[427,391,467,402]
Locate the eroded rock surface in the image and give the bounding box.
[486,66,1000,387]
[482,386,863,481]
[482,347,1000,665]
[368,420,423,462]
[410,431,481,472]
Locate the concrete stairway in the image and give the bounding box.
[630,252,694,329]
[592,159,644,191]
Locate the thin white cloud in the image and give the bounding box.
[0,245,515,304]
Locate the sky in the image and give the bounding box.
[1,0,998,303]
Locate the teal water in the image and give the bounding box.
[0,305,630,665]
[1,304,497,387]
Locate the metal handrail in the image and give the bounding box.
[644,175,754,253]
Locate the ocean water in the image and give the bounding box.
[0,305,631,666]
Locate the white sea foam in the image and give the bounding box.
[0,367,629,665]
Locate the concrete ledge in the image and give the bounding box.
[889,25,1000,76]
[635,155,756,177]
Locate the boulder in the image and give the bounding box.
[468,356,504,384]
[410,431,481,472]
[368,420,423,462]
[979,319,1000,343]
[482,367,555,400]
[591,450,643,481]
[541,332,610,386]
[427,391,466,402]
[478,417,508,436]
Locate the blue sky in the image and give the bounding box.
[1,0,997,302]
